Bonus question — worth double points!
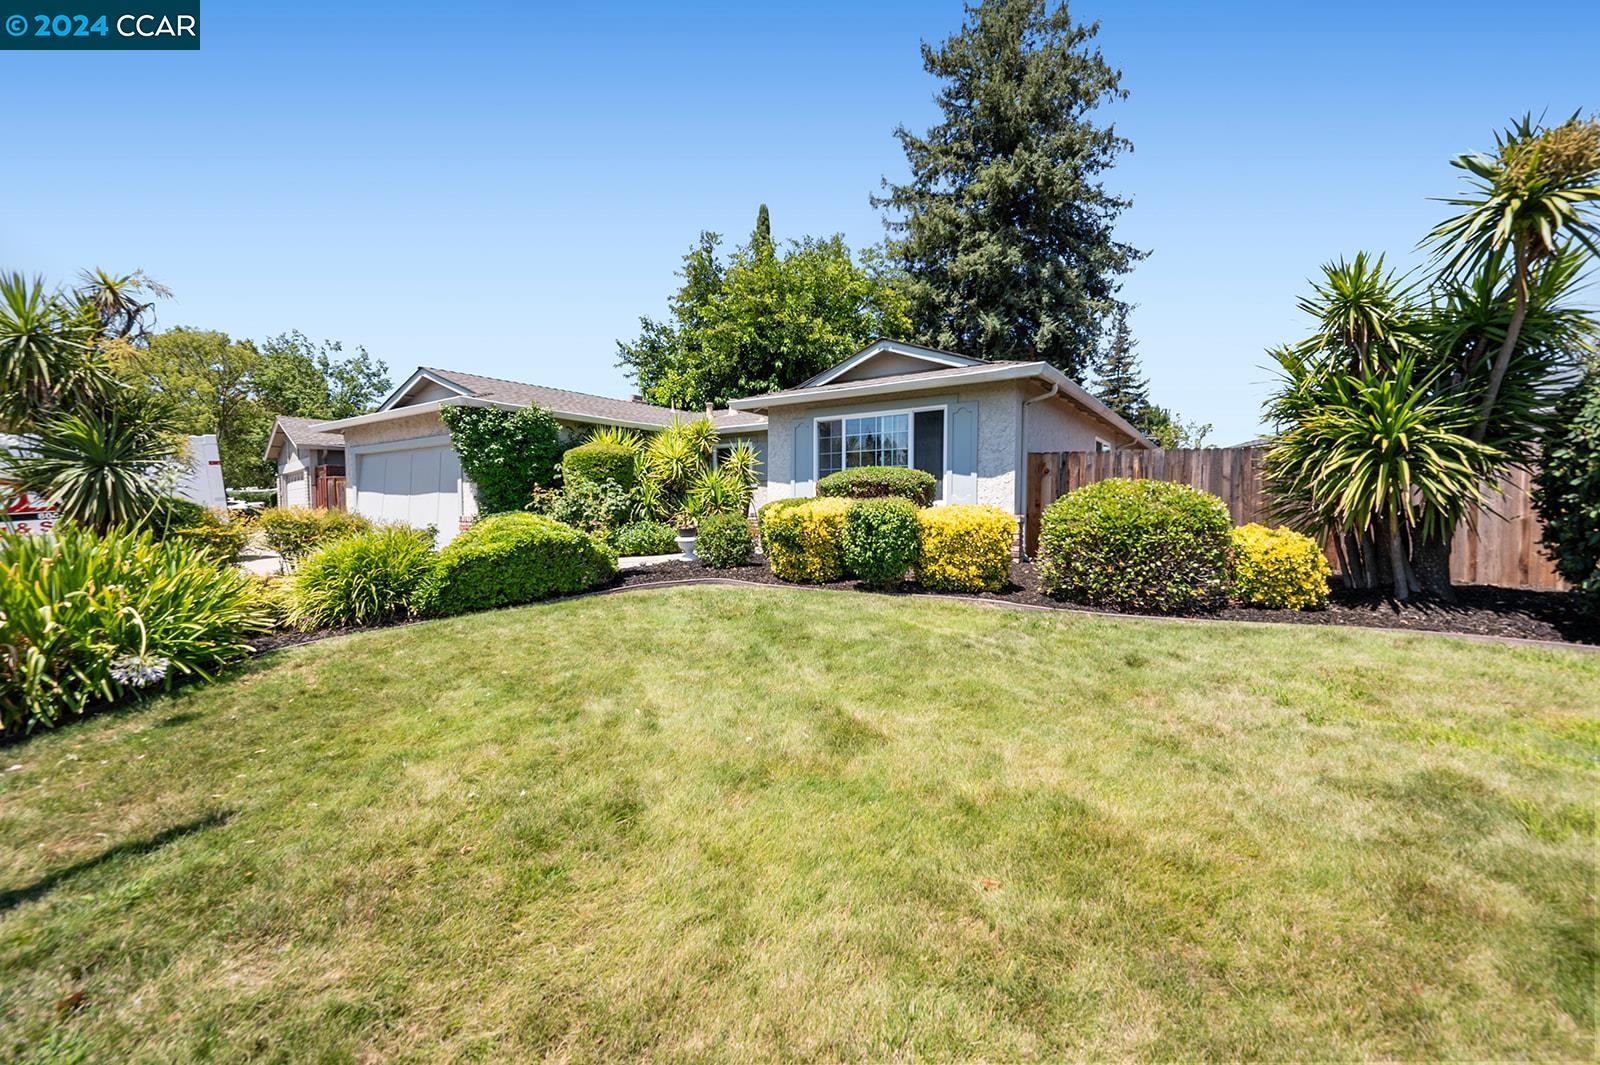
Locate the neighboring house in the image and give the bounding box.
[727,339,1153,520]
[311,368,768,543]
[264,417,347,509]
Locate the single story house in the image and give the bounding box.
[291,341,1149,548]
[727,339,1153,516]
[263,416,347,509]
[305,368,768,541]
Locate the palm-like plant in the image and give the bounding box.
[718,440,762,490]
[686,466,751,519]
[75,267,171,342]
[1297,252,1417,368]
[583,424,644,452]
[643,417,719,511]
[1264,354,1502,599]
[6,394,178,533]
[1427,114,1600,436]
[0,273,110,429]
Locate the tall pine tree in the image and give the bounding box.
[876,0,1143,378]
[1091,304,1147,422]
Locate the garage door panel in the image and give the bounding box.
[352,444,463,545]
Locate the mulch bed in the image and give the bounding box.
[615,558,1600,647]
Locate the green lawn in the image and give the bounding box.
[1,587,1595,1061]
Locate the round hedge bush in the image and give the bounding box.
[842,497,919,587]
[762,498,852,582]
[417,512,617,617]
[561,441,639,494]
[1037,479,1232,613]
[696,512,754,568]
[916,504,1015,592]
[1230,523,1330,610]
[818,466,936,507]
[289,526,436,629]
[613,520,679,557]
[1533,369,1600,611]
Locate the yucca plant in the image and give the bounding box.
[1427,113,1600,436]
[643,416,720,521]
[718,440,763,490]
[5,394,178,533]
[687,466,751,519]
[583,424,645,452]
[1298,252,1418,369]
[0,272,112,429]
[1264,354,1502,599]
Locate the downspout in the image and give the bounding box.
[1019,383,1060,559]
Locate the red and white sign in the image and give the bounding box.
[1,482,58,535]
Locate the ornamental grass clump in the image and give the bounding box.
[1038,479,1232,613]
[1230,523,1331,610]
[0,525,267,736]
[762,498,852,582]
[915,504,1014,592]
[288,526,437,630]
[842,497,920,587]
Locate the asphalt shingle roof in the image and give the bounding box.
[273,415,345,450]
[424,369,766,432]
[740,360,1036,404]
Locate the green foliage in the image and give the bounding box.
[1533,370,1600,608]
[1230,523,1332,610]
[0,272,111,428]
[288,527,435,629]
[757,496,809,544]
[696,512,754,569]
[762,498,852,582]
[817,465,936,507]
[439,404,562,514]
[1091,305,1149,424]
[876,0,1143,375]
[1138,405,1212,449]
[145,497,249,563]
[914,504,1015,593]
[583,425,645,452]
[1038,479,1232,612]
[0,525,266,736]
[562,441,640,494]
[5,394,178,533]
[526,479,636,539]
[418,512,616,617]
[687,466,752,519]
[258,506,372,561]
[618,208,910,408]
[613,520,680,557]
[842,498,920,587]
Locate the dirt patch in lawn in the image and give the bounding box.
[614,558,1600,646]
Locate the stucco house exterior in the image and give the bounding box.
[263,416,347,509]
[308,368,767,542]
[728,339,1153,519]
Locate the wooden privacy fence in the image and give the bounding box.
[1023,448,1568,591]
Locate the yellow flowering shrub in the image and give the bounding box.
[763,498,853,582]
[916,504,1015,593]
[1230,523,1331,610]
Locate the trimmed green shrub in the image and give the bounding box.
[144,496,250,563]
[757,496,809,542]
[418,512,616,617]
[1038,479,1232,613]
[763,498,852,582]
[0,525,268,736]
[440,404,562,514]
[697,512,754,568]
[289,527,436,629]
[1230,523,1331,610]
[1534,370,1600,611]
[916,504,1015,592]
[818,466,937,507]
[562,441,640,494]
[842,497,919,587]
[258,506,371,561]
[614,520,679,557]
[527,480,636,538]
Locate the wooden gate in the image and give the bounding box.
[1023,448,1568,591]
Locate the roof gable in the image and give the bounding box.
[378,368,474,411]
[801,340,982,389]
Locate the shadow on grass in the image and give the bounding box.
[0,809,234,915]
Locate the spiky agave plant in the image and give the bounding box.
[0,273,112,429]
[686,466,751,519]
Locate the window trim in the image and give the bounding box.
[813,403,950,501]
[1093,436,1113,454]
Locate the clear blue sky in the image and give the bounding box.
[8,0,1596,445]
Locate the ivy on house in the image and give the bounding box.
[439,405,562,515]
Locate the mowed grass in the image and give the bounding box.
[1,587,1596,1062]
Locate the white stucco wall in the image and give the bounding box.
[1024,395,1138,452]
[276,443,311,507]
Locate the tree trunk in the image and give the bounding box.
[1471,243,1529,443]
[1412,528,1456,601]
[1387,515,1413,601]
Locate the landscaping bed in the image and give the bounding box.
[615,557,1600,646]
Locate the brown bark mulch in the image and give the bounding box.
[614,558,1600,647]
